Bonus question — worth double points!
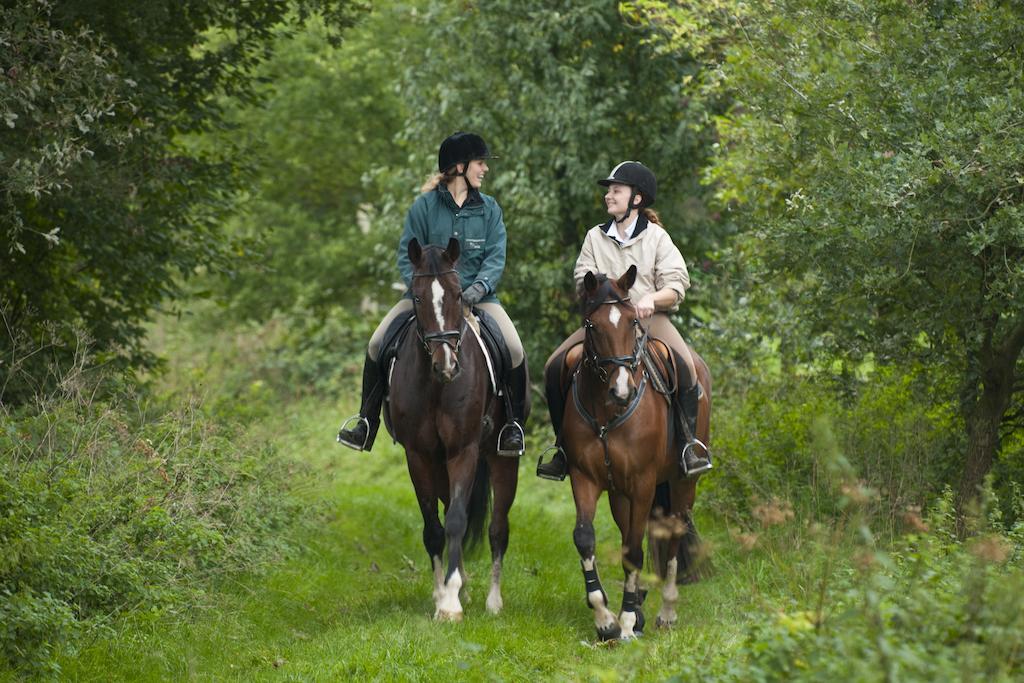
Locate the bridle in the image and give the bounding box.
[575,295,651,492]
[581,297,650,384]
[411,268,465,358]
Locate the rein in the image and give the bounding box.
[573,296,651,491]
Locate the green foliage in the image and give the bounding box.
[185,9,412,323]
[0,0,361,405]
[0,368,309,675]
[706,365,957,525]
[692,0,1024,501]
[706,488,1024,681]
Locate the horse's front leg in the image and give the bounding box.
[610,488,655,640]
[486,454,519,615]
[571,474,620,641]
[405,449,447,611]
[435,445,479,622]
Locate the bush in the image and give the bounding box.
[701,488,1024,682]
[703,365,957,527]
[0,370,309,675]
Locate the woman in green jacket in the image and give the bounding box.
[337,132,527,456]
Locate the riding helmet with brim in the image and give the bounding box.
[438,132,498,173]
[597,161,657,208]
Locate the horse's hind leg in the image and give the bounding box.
[486,454,519,614]
[571,475,620,641]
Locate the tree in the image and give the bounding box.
[378,0,729,369]
[0,0,359,404]
[184,6,415,323]
[695,0,1024,514]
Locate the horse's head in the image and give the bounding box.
[581,265,645,407]
[408,237,464,383]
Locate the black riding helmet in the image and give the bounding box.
[438,132,498,174]
[598,161,656,223]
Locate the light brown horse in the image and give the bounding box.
[387,238,523,621]
[560,266,711,640]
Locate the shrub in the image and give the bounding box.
[0,370,309,675]
[699,488,1024,682]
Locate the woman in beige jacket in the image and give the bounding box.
[536,161,710,481]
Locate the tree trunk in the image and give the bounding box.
[956,321,1024,531]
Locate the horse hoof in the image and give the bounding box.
[435,609,464,623]
[596,624,622,642]
[655,616,677,629]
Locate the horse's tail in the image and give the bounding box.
[464,457,491,555]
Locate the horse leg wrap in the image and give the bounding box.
[582,566,606,609]
[621,590,646,635]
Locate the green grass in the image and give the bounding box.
[58,397,773,682]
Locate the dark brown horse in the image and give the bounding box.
[560,266,711,640]
[386,237,522,621]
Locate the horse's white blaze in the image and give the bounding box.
[431,278,456,374]
[658,557,679,627]
[608,305,621,328]
[431,279,445,330]
[614,367,630,399]
[435,570,463,619]
[486,558,503,614]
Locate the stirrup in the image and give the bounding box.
[337,415,370,451]
[497,421,525,458]
[681,438,713,478]
[536,445,567,481]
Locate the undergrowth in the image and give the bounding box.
[0,364,310,676]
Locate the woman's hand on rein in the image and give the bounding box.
[635,294,656,319]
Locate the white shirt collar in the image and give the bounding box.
[606,215,638,243]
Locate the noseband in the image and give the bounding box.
[582,297,649,383]
[411,269,465,357]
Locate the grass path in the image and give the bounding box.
[61,400,769,681]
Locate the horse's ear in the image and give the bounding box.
[618,264,637,292]
[445,237,460,264]
[584,271,598,294]
[408,238,422,266]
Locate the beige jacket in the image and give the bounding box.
[573,215,690,310]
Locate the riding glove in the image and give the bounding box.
[462,282,488,306]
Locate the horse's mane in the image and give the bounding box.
[581,273,628,316]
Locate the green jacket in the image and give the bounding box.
[396,184,506,303]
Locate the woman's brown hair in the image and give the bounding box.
[642,207,662,225]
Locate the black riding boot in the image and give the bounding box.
[498,363,529,457]
[537,356,568,481]
[680,383,712,477]
[337,354,385,452]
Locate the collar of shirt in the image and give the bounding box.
[606,215,638,243]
